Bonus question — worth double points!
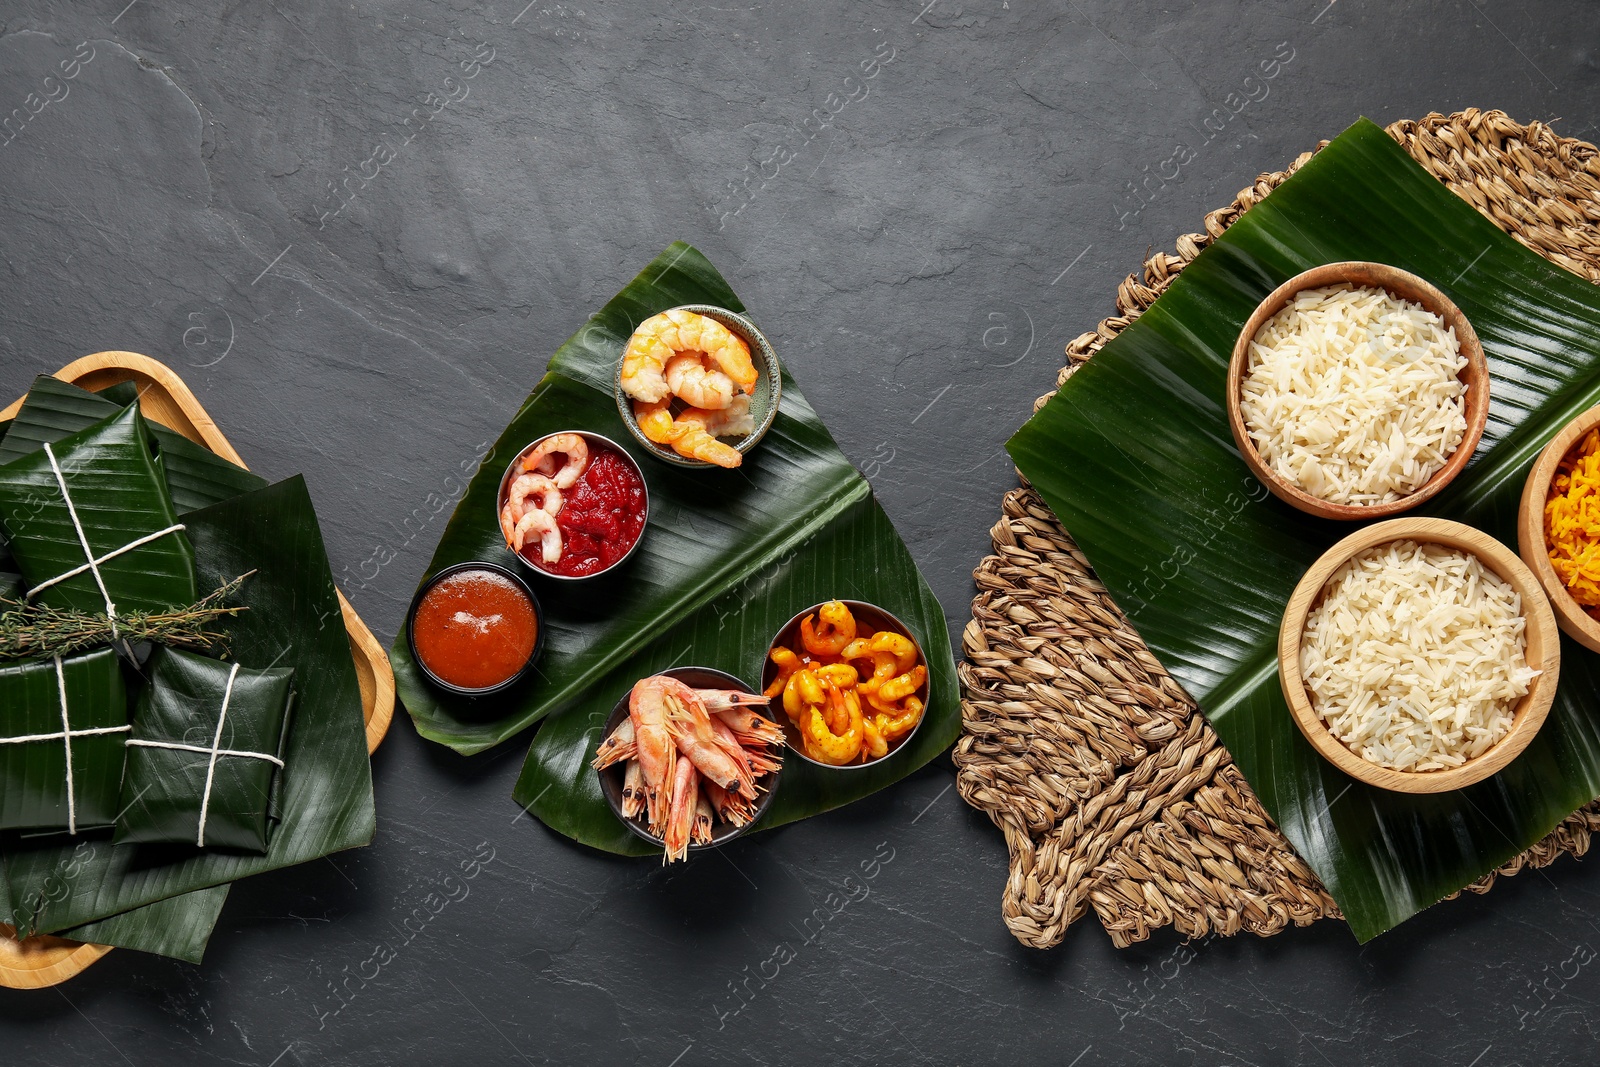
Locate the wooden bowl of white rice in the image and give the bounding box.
[1228,262,1489,521]
[1279,517,1559,793]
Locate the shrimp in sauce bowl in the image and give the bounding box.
[496,430,649,581]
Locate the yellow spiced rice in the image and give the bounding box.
[1546,428,1600,615]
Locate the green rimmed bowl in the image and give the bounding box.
[613,304,781,469]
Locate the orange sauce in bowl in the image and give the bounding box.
[412,569,538,690]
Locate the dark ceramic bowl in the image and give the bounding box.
[405,561,544,697]
[761,600,929,770]
[613,304,781,469]
[597,666,781,852]
[495,430,649,582]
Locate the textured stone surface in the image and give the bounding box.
[2,0,1600,1063]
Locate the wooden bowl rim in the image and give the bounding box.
[1227,261,1490,521]
[1278,516,1561,794]
[1517,403,1600,653]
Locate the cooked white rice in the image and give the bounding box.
[1300,540,1535,773]
[1240,283,1468,506]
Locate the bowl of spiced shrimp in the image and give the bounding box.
[761,600,930,770]
[614,304,782,470]
[591,667,784,862]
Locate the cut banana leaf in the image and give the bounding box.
[391,243,958,852]
[4,476,374,939]
[1008,117,1600,941]
[59,885,228,964]
[0,375,267,514]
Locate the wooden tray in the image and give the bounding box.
[0,351,395,989]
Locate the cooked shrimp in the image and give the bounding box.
[510,507,562,563]
[520,433,589,489]
[660,681,756,797]
[498,503,519,549]
[591,717,636,770]
[842,638,897,695]
[873,696,924,741]
[634,398,685,446]
[698,394,755,438]
[665,354,736,410]
[623,309,759,403]
[629,677,679,829]
[621,759,646,819]
[712,706,786,747]
[662,754,698,863]
[695,688,770,713]
[620,326,676,403]
[669,409,743,468]
[670,309,757,395]
[802,601,857,657]
[507,472,562,521]
[803,685,864,765]
[783,667,825,724]
[705,780,756,827]
[861,716,888,761]
[877,664,926,704]
[764,646,803,698]
[691,792,715,846]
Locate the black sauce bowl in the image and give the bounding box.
[406,561,545,698]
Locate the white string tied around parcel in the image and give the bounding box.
[125,662,283,846]
[31,441,187,637]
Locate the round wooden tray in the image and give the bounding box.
[0,351,395,989]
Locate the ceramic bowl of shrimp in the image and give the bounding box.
[592,667,784,862]
[496,430,650,581]
[761,600,930,770]
[614,304,781,470]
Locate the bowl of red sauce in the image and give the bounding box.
[496,430,649,581]
[407,562,543,696]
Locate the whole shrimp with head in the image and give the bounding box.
[592,673,785,864]
[619,308,761,469]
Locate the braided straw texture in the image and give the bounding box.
[954,110,1600,950]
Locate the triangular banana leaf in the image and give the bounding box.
[3,475,374,938]
[391,243,959,853]
[0,375,267,514]
[1008,117,1600,941]
[0,405,197,615]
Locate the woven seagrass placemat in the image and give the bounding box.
[953,109,1600,950]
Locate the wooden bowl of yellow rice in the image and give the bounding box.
[1520,404,1600,653]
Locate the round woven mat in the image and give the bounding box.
[954,109,1600,950]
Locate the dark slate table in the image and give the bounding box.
[3,1,1599,1063]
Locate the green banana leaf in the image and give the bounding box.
[0,375,268,514]
[2,476,374,943]
[1008,117,1600,941]
[392,243,959,854]
[58,885,228,964]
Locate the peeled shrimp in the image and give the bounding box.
[662,755,698,863]
[763,646,803,698]
[669,408,743,469]
[803,685,864,765]
[802,601,857,657]
[520,433,589,489]
[511,507,563,563]
[664,354,736,410]
[622,309,758,404]
[507,472,562,521]
[634,398,685,446]
[697,394,755,439]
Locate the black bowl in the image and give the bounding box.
[405,561,544,697]
[761,599,929,770]
[597,666,781,852]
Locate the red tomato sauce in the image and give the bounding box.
[413,569,537,690]
[523,442,646,578]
